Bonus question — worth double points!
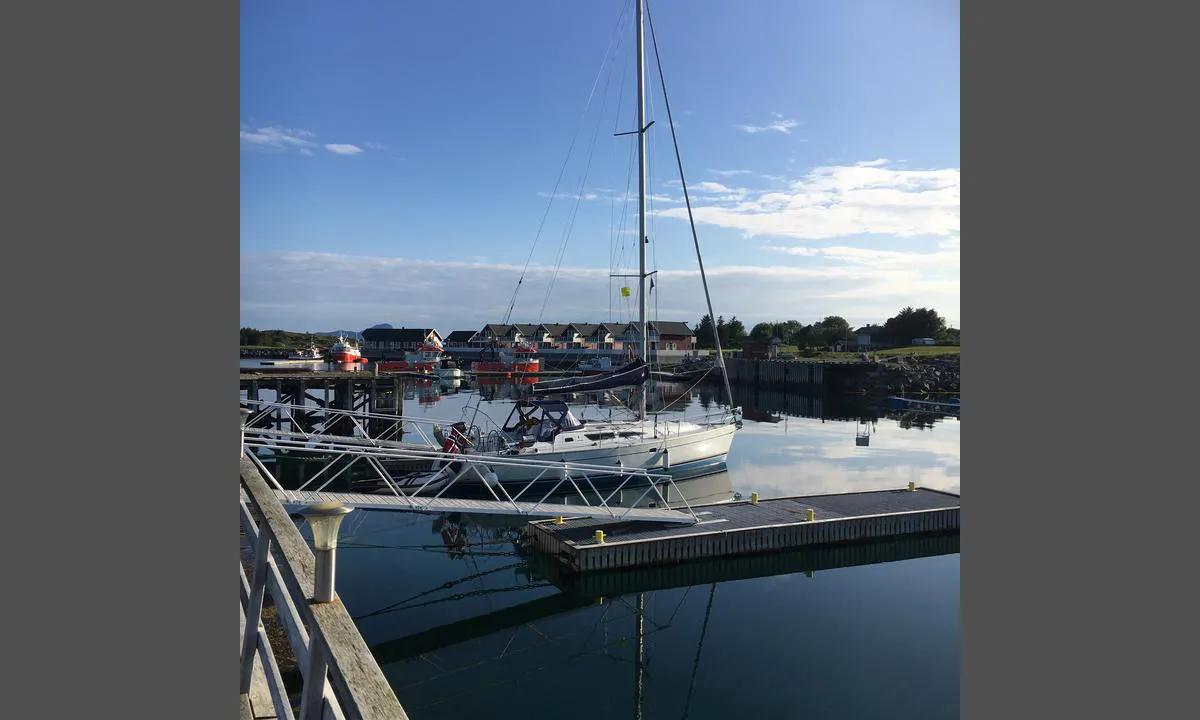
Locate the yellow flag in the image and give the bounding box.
[620,286,631,297]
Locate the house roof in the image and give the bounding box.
[479,324,512,337]
[444,330,478,342]
[479,320,694,338]
[361,328,440,341]
[620,321,695,337]
[653,321,695,337]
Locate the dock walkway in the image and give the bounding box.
[272,488,696,523]
[527,486,960,572]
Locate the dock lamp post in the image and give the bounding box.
[299,502,353,603]
[297,502,353,720]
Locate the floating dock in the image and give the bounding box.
[526,486,960,572]
[534,531,960,599]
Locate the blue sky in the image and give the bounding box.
[241,0,959,334]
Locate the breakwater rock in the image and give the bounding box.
[834,355,959,396]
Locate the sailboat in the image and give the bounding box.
[403,0,741,489]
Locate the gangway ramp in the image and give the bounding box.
[243,413,703,525]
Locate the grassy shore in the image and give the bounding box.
[821,346,960,361]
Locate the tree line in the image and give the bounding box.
[692,307,959,350]
[239,328,324,347]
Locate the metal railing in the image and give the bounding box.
[239,449,409,720]
[241,397,460,447]
[241,394,740,449]
[242,425,700,524]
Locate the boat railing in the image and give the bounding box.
[651,406,743,433]
[241,398,500,448]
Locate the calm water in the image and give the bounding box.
[242,363,960,719]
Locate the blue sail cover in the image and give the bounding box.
[531,359,648,394]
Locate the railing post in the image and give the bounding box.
[239,523,273,695]
[240,407,250,457]
[299,634,332,720]
[297,502,352,720]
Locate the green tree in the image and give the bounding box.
[694,314,716,348]
[749,322,774,340]
[792,323,818,348]
[816,315,852,346]
[777,320,803,344]
[880,307,948,346]
[720,316,746,347]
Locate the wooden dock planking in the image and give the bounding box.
[272,488,697,523]
[526,487,960,572]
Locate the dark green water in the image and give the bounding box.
[285,381,960,719]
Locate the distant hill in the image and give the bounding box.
[313,329,365,339]
[368,323,393,329]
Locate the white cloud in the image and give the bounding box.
[739,114,800,134]
[708,169,752,177]
[761,243,960,272]
[537,191,600,201]
[325,143,364,155]
[241,251,960,332]
[239,125,316,152]
[536,189,681,204]
[656,159,959,240]
[690,181,735,194]
[239,124,369,157]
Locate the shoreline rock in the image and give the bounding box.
[828,355,960,396]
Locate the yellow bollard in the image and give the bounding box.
[806,508,815,522]
[750,492,759,505]
[908,481,916,492]
[554,516,564,525]
[594,530,606,544]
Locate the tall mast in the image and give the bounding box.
[635,0,648,421]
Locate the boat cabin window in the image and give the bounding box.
[502,401,586,434]
[585,432,618,441]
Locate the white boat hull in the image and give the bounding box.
[487,420,738,483]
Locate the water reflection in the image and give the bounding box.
[329,502,959,720]
[246,376,960,499]
[261,376,960,719]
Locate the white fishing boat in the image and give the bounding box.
[287,345,324,361]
